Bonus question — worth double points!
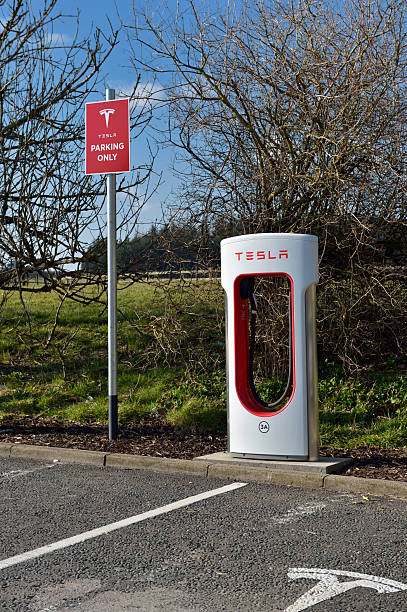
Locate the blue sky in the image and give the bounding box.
[29,0,178,229]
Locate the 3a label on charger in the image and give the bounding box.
[258,421,270,433]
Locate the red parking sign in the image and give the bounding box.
[85,98,130,175]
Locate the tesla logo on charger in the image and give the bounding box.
[235,250,289,261]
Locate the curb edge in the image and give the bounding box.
[1,442,406,500]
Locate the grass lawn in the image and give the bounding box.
[0,281,406,448]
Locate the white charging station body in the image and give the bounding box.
[221,233,319,460]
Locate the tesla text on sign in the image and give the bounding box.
[85,98,130,175]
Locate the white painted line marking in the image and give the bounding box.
[285,568,407,611]
[0,481,247,571]
[0,464,57,480]
[273,502,326,524]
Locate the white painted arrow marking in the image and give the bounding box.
[285,568,407,611]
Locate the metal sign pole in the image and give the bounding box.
[106,87,118,440]
[86,91,130,441]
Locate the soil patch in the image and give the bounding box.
[1,416,406,482]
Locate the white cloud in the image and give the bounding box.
[109,80,167,109]
[44,32,73,46]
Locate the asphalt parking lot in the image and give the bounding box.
[1,456,407,611]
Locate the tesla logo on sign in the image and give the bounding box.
[85,98,130,175]
[99,108,115,128]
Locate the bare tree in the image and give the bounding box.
[0,0,156,302]
[128,0,407,372]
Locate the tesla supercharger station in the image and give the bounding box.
[221,233,319,461]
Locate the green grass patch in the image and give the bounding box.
[318,361,407,447]
[1,282,406,446]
